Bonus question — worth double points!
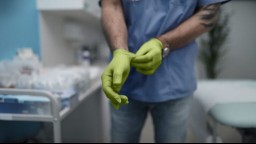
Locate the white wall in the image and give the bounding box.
[40,13,76,66]
[192,1,256,143]
[197,1,256,79]
[39,12,105,67]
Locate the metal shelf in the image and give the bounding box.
[0,75,102,143]
[0,114,53,122]
[60,78,102,120]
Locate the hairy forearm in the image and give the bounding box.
[101,0,128,51]
[158,4,220,50]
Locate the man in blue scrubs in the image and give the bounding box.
[101,0,230,143]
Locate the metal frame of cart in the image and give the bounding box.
[0,79,102,143]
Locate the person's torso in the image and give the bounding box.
[121,0,199,102]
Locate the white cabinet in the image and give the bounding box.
[37,0,101,19]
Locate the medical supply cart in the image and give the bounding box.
[0,74,107,143]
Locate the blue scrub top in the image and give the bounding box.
[120,0,229,102]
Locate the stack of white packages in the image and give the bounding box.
[0,60,92,114]
[1,61,92,96]
[0,61,91,95]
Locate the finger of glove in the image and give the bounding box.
[136,68,156,75]
[103,87,121,104]
[102,70,120,93]
[136,61,161,75]
[120,95,129,105]
[113,65,131,92]
[132,54,153,63]
[132,61,155,70]
[113,69,124,87]
[134,49,157,63]
[113,85,122,93]
[122,67,130,83]
[134,50,160,68]
[112,102,120,110]
[101,67,113,87]
[111,95,128,110]
[136,44,151,56]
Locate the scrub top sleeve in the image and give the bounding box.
[197,0,231,7]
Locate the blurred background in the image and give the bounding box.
[0,0,255,143]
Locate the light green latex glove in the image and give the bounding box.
[101,49,134,109]
[131,38,163,75]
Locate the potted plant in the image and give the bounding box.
[199,9,230,79]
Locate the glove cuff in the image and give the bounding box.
[113,49,134,58]
[151,38,164,49]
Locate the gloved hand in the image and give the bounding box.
[101,49,135,109]
[131,38,163,75]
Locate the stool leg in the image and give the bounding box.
[53,120,61,143]
[212,121,218,143]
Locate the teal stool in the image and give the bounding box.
[209,103,256,143]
